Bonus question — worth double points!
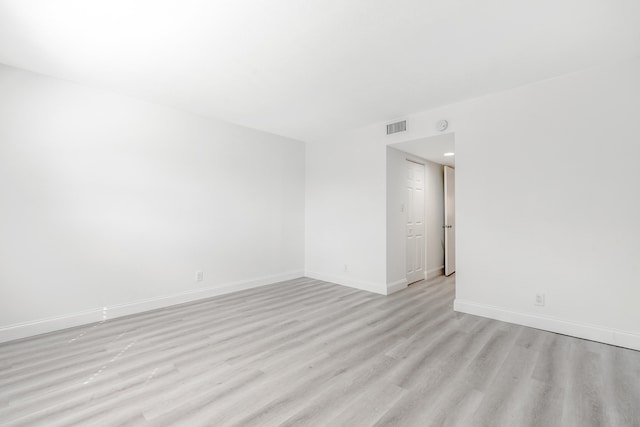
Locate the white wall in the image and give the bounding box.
[386,147,444,292]
[0,65,305,342]
[451,60,640,350]
[305,58,640,350]
[304,131,387,294]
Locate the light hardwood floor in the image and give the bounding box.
[1,275,639,427]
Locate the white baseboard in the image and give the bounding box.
[388,268,444,295]
[304,271,387,295]
[0,270,305,344]
[427,265,444,279]
[387,279,408,295]
[454,299,640,351]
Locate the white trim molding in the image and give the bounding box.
[427,266,444,279]
[387,279,408,295]
[454,299,640,351]
[0,270,305,344]
[304,271,387,295]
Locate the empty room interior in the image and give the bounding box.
[1,1,640,426]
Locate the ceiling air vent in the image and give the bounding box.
[386,120,406,135]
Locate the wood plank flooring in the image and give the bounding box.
[1,275,639,426]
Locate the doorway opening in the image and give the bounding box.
[386,132,455,293]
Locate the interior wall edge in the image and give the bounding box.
[454,298,640,352]
[0,270,304,344]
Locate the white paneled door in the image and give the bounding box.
[406,160,425,284]
[444,166,456,276]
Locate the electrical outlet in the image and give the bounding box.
[195,271,204,282]
[535,293,545,306]
[343,264,348,273]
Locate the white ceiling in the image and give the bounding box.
[390,133,455,167]
[1,1,639,142]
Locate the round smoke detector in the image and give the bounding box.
[437,120,448,131]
